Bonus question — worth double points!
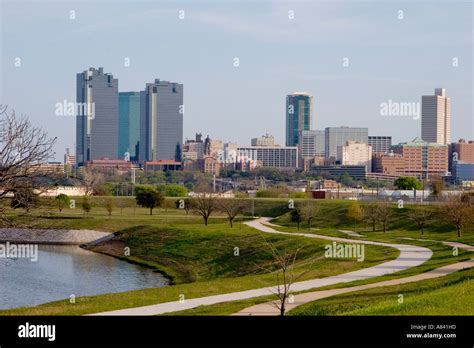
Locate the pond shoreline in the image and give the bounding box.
[0,228,112,245]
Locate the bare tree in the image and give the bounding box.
[362,203,378,232]
[430,176,445,201]
[259,238,313,316]
[80,167,103,195]
[0,106,57,200]
[162,198,174,213]
[444,194,473,237]
[406,207,433,235]
[299,201,319,231]
[218,198,246,228]
[376,202,392,232]
[191,192,217,226]
[105,198,114,217]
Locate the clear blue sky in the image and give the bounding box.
[1,0,472,161]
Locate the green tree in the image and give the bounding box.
[346,201,363,223]
[55,193,70,212]
[290,209,302,231]
[105,198,114,217]
[339,172,354,187]
[394,176,423,190]
[135,187,164,215]
[82,196,92,215]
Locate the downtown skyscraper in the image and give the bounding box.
[76,67,119,166]
[139,79,183,164]
[421,88,451,145]
[285,92,313,147]
[119,91,141,160]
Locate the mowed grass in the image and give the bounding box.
[289,267,474,316]
[87,222,398,284]
[0,214,399,315]
[1,197,472,316]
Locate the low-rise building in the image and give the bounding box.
[144,160,182,171]
[87,158,133,173]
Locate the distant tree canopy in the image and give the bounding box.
[158,184,188,197]
[394,176,423,190]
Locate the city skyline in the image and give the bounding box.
[1,1,472,161]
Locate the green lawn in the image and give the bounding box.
[1,197,472,316]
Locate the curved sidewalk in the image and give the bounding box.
[235,228,474,315]
[91,218,432,316]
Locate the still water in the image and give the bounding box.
[0,245,169,309]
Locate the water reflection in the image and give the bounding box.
[0,245,169,309]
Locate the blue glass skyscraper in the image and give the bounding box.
[286,93,313,147]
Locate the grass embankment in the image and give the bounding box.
[289,267,474,316]
[0,213,398,315]
[1,198,472,316]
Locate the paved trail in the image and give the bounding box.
[235,227,474,316]
[92,218,432,316]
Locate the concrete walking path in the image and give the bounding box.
[91,217,432,316]
[234,258,474,315]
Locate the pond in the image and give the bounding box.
[0,244,169,309]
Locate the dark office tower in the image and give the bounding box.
[119,92,141,161]
[286,92,313,147]
[139,79,183,164]
[76,67,119,166]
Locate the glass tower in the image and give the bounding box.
[76,67,118,166]
[118,92,141,161]
[286,93,313,147]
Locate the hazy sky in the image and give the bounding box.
[1,0,472,161]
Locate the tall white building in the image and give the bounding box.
[421,88,451,145]
[337,141,372,172]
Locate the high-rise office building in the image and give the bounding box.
[286,92,313,146]
[139,79,183,163]
[118,92,141,161]
[421,88,451,145]
[299,130,325,158]
[76,67,119,166]
[368,136,392,154]
[325,127,368,159]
